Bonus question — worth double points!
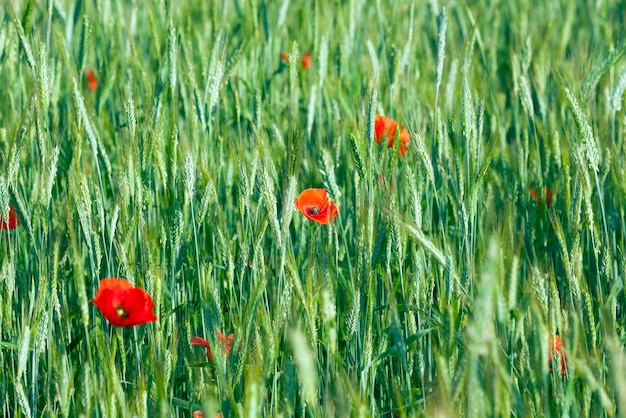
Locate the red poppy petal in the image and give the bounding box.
[190,336,214,360]
[295,188,340,224]
[86,69,98,91]
[217,333,235,355]
[295,188,328,207]
[0,205,20,231]
[97,278,135,292]
[373,115,409,157]
[374,115,387,144]
[546,188,554,208]
[548,335,568,376]
[119,288,157,326]
[92,280,156,327]
[92,289,120,324]
[93,278,135,305]
[190,337,211,349]
[295,189,339,224]
[398,128,410,157]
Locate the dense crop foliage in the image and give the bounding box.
[1,0,626,416]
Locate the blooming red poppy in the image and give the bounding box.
[190,333,234,361]
[91,278,157,327]
[0,205,20,231]
[530,186,554,209]
[279,51,311,69]
[294,188,339,224]
[85,69,98,91]
[548,334,567,376]
[374,115,410,157]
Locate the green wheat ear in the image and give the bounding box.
[348,133,366,182]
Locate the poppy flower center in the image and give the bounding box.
[307,206,320,215]
[115,306,129,318]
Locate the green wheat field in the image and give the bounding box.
[2,0,626,416]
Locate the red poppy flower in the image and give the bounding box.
[193,412,222,418]
[190,333,234,361]
[530,186,554,209]
[294,188,339,224]
[374,115,410,157]
[548,334,567,376]
[0,205,20,231]
[279,51,311,69]
[91,278,157,327]
[85,69,98,91]
[545,188,554,208]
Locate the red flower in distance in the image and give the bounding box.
[0,205,20,231]
[85,69,98,91]
[279,51,312,69]
[530,186,554,209]
[374,115,410,157]
[190,333,234,361]
[294,188,339,224]
[545,188,554,208]
[193,412,222,418]
[91,278,157,327]
[548,334,568,376]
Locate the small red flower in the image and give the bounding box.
[530,186,554,209]
[279,51,312,69]
[0,205,20,231]
[190,333,234,361]
[374,115,410,157]
[294,188,339,224]
[193,412,222,418]
[85,69,98,91]
[548,334,567,376]
[545,188,554,208]
[301,52,311,69]
[91,278,157,327]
